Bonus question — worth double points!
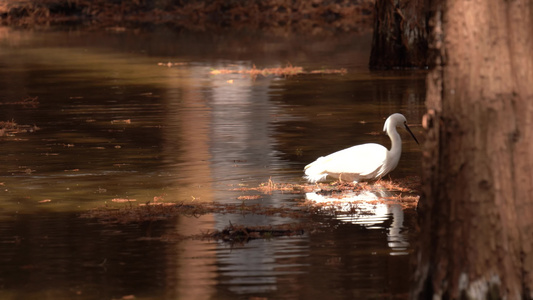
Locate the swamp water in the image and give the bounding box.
[0,27,426,299]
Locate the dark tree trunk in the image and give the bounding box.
[413,0,533,299]
[369,0,428,69]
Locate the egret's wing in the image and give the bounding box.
[314,143,387,176]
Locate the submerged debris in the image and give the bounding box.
[81,177,420,243]
[82,178,420,225]
[199,222,316,243]
[212,223,305,241]
[81,200,317,225]
[157,221,323,244]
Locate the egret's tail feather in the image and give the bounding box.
[304,159,328,183]
[304,173,328,183]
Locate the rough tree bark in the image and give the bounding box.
[413,0,533,299]
[369,0,428,69]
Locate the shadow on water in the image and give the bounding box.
[0,26,425,299]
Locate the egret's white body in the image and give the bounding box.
[304,113,418,183]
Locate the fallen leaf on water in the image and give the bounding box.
[153,195,165,202]
[111,119,131,124]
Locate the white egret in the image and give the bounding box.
[304,113,418,183]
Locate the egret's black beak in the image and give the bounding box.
[404,123,419,145]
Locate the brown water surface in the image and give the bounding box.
[0,27,425,299]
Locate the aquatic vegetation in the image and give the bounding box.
[208,65,347,79]
[0,97,40,136]
[158,62,347,78]
[0,119,39,137]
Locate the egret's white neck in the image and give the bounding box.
[386,124,402,159]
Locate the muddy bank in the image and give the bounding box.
[0,0,374,32]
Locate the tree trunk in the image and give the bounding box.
[413,0,533,299]
[369,0,428,69]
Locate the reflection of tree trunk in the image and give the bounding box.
[171,217,217,300]
[413,0,533,299]
[162,71,216,299]
[369,0,427,69]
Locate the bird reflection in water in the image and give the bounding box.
[306,188,409,254]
